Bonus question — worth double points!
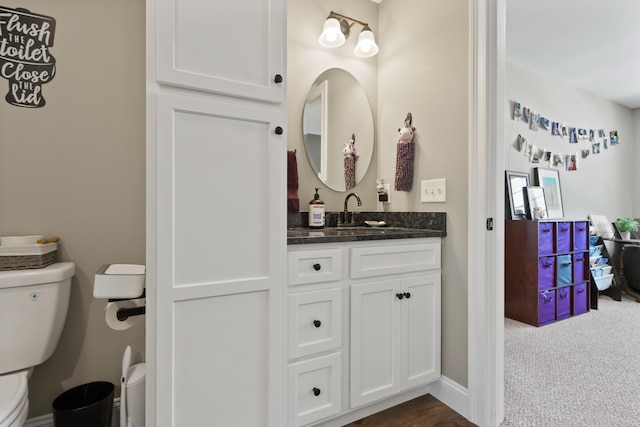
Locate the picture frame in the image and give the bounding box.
[505,170,530,220]
[524,186,548,220]
[534,167,564,218]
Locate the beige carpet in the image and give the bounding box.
[502,294,640,427]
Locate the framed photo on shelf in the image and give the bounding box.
[534,167,564,218]
[524,186,548,220]
[505,170,530,220]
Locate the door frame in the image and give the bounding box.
[467,0,505,425]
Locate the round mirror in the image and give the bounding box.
[302,68,374,192]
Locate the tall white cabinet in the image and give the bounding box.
[146,0,286,426]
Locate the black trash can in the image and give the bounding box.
[52,381,114,427]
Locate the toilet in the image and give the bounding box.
[0,262,75,427]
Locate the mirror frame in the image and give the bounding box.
[505,170,530,220]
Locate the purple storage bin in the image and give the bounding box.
[556,222,571,253]
[557,255,572,286]
[574,221,589,251]
[538,222,554,255]
[573,253,587,283]
[573,284,588,315]
[557,287,571,319]
[539,290,556,325]
[538,257,555,290]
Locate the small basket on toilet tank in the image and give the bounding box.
[94,264,145,299]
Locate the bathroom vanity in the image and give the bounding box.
[286,227,443,426]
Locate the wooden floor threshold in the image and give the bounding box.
[344,394,477,427]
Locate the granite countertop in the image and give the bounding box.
[287,226,445,245]
[287,211,447,245]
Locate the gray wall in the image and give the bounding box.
[377,0,470,388]
[0,0,145,417]
[288,0,471,388]
[506,61,636,220]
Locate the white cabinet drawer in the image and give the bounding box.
[288,288,342,359]
[288,248,342,286]
[350,241,441,279]
[288,353,342,427]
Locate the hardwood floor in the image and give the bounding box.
[344,395,477,427]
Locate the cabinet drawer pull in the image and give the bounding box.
[313,320,321,328]
[313,387,321,396]
[275,126,284,135]
[396,293,404,300]
[313,263,321,271]
[404,292,411,299]
[274,74,283,83]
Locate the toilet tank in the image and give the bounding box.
[0,262,75,374]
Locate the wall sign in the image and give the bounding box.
[0,7,56,108]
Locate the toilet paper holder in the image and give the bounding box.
[114,292,146,321]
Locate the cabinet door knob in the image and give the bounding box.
[313,320,321,328]
[313,387,321,396]
[313,263,321,271]
[404,292,411,299]
[396,293,404,300]
[275,126,284,135]
[274,74,283,83]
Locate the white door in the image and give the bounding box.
[401,274,441,390]
[350,279,402,408]
[156,0,284,103]
[151,93,284,426]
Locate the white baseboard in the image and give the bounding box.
[24,398,121,427]
[426,375,469,419]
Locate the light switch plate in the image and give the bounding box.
[421,178,446,202]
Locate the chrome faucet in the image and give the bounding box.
[341,192,362,225]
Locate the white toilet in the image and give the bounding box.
[0,262,75,427]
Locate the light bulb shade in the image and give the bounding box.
[319,17,346,48]
[354,28,379,57]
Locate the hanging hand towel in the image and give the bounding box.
[343,135,358,190]
[394,113,416,192]
[287,150,299,213]
[344,156,355,190]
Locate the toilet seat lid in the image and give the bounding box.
[0,372,28,424]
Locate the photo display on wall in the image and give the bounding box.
[511,99,619,172]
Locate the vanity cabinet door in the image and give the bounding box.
[156,0,284,103]
[350,279,402,407]
[401,274,441,390]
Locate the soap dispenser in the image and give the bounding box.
[308,188,325,229]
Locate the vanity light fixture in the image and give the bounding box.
[318,11,379,58]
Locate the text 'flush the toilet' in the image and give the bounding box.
[93,264,145,299]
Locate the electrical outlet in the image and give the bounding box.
[378,184,391,203]
[421,178,446,202]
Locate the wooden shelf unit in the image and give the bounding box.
[505,220,590,327]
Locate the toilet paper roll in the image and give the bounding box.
[105,299,144,330]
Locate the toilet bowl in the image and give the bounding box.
[0,262,75,427]
[0,371,28,427]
